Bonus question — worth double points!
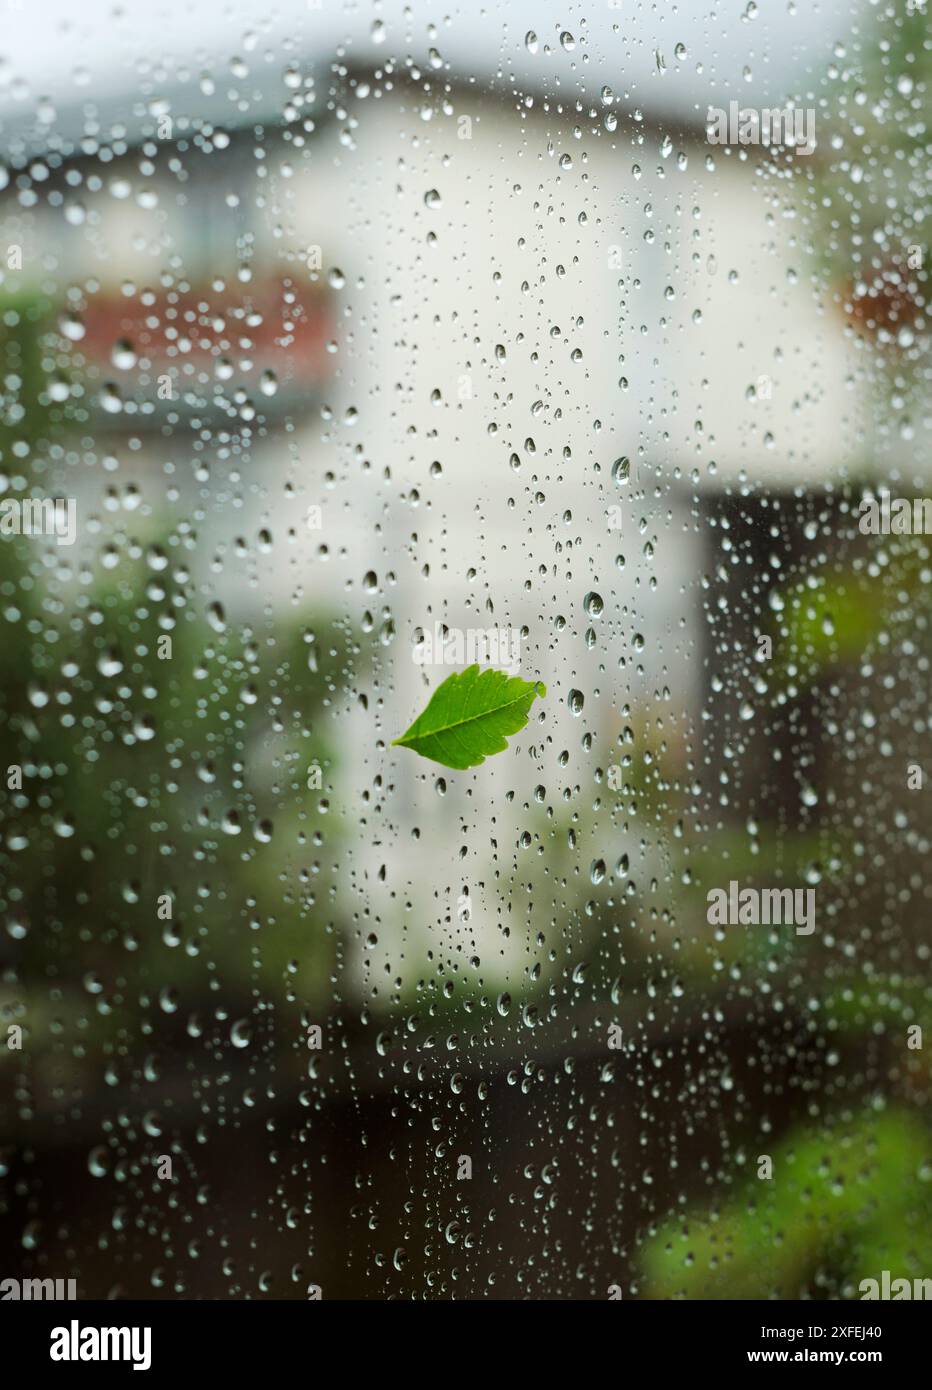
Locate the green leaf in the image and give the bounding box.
[393,664,546,770]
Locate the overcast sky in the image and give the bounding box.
[0,0,865,136]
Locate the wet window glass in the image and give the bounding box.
[1,0,929,1315]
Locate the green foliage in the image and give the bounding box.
[0,528,354,1076]
[769,567,889,684]
[0,288,53,459]
[393,664,545,769]
[768,538,932,690]
[641,1107,932,1299]
[822,976,931,1037]
[804,3,928,394]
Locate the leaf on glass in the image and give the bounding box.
[392,664,546,770]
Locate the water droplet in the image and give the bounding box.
[111,339,137,370]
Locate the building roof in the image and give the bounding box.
[0,0,861,158]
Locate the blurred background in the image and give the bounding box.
[0,0,929,1299]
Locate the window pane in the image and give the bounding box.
[1,0,929,1307]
